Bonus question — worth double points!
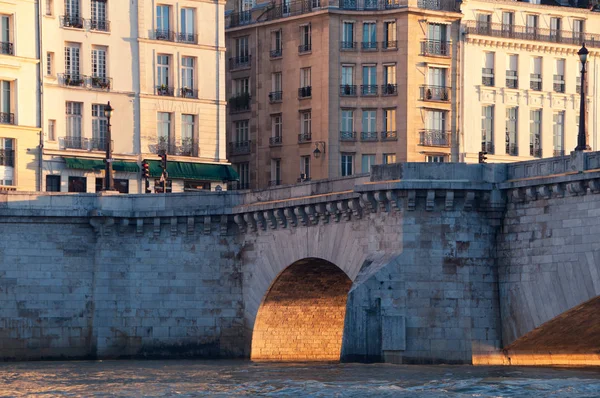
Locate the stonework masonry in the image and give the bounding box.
[2,152,600,365]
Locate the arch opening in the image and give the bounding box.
[251,258,352,361]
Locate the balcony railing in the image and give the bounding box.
[482,69,494,87]
[269,136,283,146]
[229,93,251,113]
[506,143,518,156]
[150,138,195,156]
[421,40,450,57]
[530,74,542,91]
[268,179,282,187]
[340,85,357,96]
[361,131,378,142]
[0,149,14,167]
[90,19,110,32]
[58,74,113,91]
[381,131,397,141]
[89,76,112,90]
[60,136,113,151]
[269,91,283,103]
[341,41,357,50]
[155,85,175,97]
[229,55,251,70]
[298,43,312,53]
[553,75,565,93]
[0,112,15,125]
[178,32,198,44]
[464,21,600,49]
[298,86,312,98]
[361,41,378,51]
[361,85,378,96]
[152,29,176,42]
[340,131,356,141]
[381,84,398,96]
[298,133,312,143]
[60,15,84,29]
[270,48,283,58]
[382,40,398,50]
[229,140,251,155]
[482,141,494,154]
[420,130,450,147]
[180,87,198,99]
[58,73,85,87]
[0,42,13,55]
[506,71,518,89]
[420,85,450,101]
[553,149,565,157]
[530,145,542,158]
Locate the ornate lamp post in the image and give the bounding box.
[575,43,591,151]
[103,101,115,191]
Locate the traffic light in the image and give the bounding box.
[158,151,167,169]
[478,151,488,164]
[141,161,150,178]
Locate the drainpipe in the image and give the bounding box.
[255,25,259,188]
[216,3,221,167]
[36,0,44,191]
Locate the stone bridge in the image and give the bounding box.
[2,152,600,366]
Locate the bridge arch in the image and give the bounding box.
[251,258,353,361]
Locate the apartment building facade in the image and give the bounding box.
[40,0,235,193]
[0,0,41,192]
[225,0,461,189]
[460,0,600,163]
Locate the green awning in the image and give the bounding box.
[145,160,239,181]
[63,157,140,172]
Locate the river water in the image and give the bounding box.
[1,360,600,397]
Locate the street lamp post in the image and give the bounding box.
[103,101,115,191]
[575,43,591,151]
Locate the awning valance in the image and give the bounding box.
[63,157,140,173]
[145,160,239,182]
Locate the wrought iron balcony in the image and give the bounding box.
[420,85,450,101]
[88,138,109,151]
[506,143,518,156]
[340,131,356,141]
[269,91,283,103]
[89,76,112,90]
[268,179,282,187]
[421,40,450,57]
[60,136,112,151]
[553,75,565,93]
[0,112,14,125]
[482,141,494,154]
[178,32,198,44]
[229,140,251,155]
[60,15,84,29]
[229,55,251,70]
[153,29,176,42]
[90,19,110,32]
[506,71,518,89]
[180,87,198,99]
[553,149,565,157]
[57,74,113,90]
[361,131,378,142]
[361,85,378,96]
[229,93,251,113]
[58,73,85,88]
[0,42,13,55]
[270,48,282,58]
[341,41,357,51]
[298,86,312,99]
[155,85,175,97]
[530,74,542,91]
[0,149,14,167]
[530,145,542,158]
[464,21,600,49]
[382,41,398,50]
[482,69,494,87]
[420,130,450,147]
[361,41,378,51]
[340,85,357,96]
[418,0,455,10]
[381,131,397,141]
[298,133,312,143]
[269,136,283,146]
[298,43,312,53]
[381,84,398,96]
[151,138,195,156]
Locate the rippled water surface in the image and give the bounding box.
[1,360,600,397]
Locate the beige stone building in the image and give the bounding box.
[40,0,235,193]
[225,0,461,189]
[0,0,41,192]
[459,0,600,163]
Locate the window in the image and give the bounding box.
[362,109,376,133]
[66,102,82,147]
[482,52,494,86]
[46,175,60,192]
[157,54,170,90]
[65,0,80,18]
[272,30,282,55]
[384,21,396,48]
[300,156,311,179]
[550,17,561,41]
[301,111,311,136]
[299,24,311,52]
[361,154,376,173]
[157,112,171,145]
[96,178,129,194]
[156,4,170,32]
[506,54,518,89]
[530,109,542,157]
[0,81,11,119]
[476,13,491,32]
[574,20,584,42]
[341,153,353,177]
[233,77,250,96]
[271,73,282,99]
[46,52,54,76]
[362,23,376,49]
[384,64,396,86]
[181,56,195,96]
[506,107,518,156]
[90,0,107,30]
[423,110,447,146]
[342,22,354,49]
[383,153,396,164]
[0,16,9,54]
[64,43,80,78]
[554,59,565,93]
[530,57,542,91]
[272,114,282,140]
[481,105,494,153]
[180,8,195,42]
[426,155,446,163]
[426,67,447,100]
[502,12,514,33]
[341,65,354,86]
[553,111,564,156]
[384,108,395,132]
[362,65,376,95]
[235,36,249,59]
[300,67,311,87]
[234,120,249,143]
[48,119,56,141]
[427,23,447,51]
[271,159,281,185]
[236,162,249,189]
[68,176,86,193]
[526,14,538,36]
[341,109,354,133]
[0,138,14,186]
[92,104,107,149]
[91,46,107,80]
[46,0,54,16]
[182,114,194,155]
